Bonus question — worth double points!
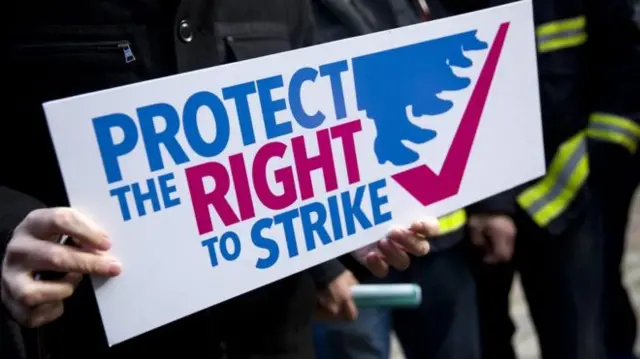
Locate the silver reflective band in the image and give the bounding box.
[526,138,585,215]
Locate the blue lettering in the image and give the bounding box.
[137,103,190,174]
[158,173,181,209]
[131,178,161,217]
[131,178,160,217]
[222,81,258,146]
[341,184,373,235]
[274,208,300,258]
[319,60,349,120]
[219,231,241,261]
[289,67,325,129]
[183,91,230,157]
[369,179,392,224]
[202,236,220,267]
[299,201,332,252]
[257,75,292,139]
[251,218,280,269]
[327,195,344,240]
[93,113,138,184]
[109,185,132,221]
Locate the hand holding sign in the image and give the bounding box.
[354,217,438,278]
[1,208,121,327]
[40,1,544,344]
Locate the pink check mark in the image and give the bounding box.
[392,22,510,206]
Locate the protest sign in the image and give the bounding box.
[43,0,543,346]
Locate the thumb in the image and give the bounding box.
[342,298,359,321]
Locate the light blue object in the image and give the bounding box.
[351,284,422,308]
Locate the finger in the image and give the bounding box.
[316,293,331,310]
[378,238,410,271]
[6,272,82,307]
[16,239,121,276]
[468,223,487,248]
[388,228,430,256]
[23,301,64,328]
[364,251,388,278]
[342,298,359,321]
[491,237,515,262]
[410,217,440,238]
[483,252,499,264]
[23,208,111,250]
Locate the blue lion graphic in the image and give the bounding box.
[352,30,488,166]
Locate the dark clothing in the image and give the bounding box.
[472,203,606,359]
[315,241,480,359]
[0,1,341,358]
[454,0,639,358]
[2,0,316,208]
[311,0,420,43]
[466,0,640,234]
[589,140,640,356]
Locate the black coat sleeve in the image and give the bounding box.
[466,183,531,217]
[0,186,46,264]
[586,0,640,127]
[307,259,347,288]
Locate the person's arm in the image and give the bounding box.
[585,0,640,148]
[289,0,319,48]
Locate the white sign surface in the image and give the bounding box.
[43,0,543,346]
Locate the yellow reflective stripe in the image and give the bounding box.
[587,128,637,153]
[536,16,586,37]
[531,155,588,226]
[517,133,582,208]
[536,16,587,53]
[590,113,640,137]
[588,113,640,153]
[437,209,467,235]
[537,33,587,53]
[517,132,589,227]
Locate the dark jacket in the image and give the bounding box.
[1,1,344,358]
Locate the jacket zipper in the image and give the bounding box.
[19,40,136,63]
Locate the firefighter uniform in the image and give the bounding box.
[589,116,640,358]
[587,51,640,358]
[586,6,640,358]
[463,0,640,359]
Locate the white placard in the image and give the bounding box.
[43,0,543,346]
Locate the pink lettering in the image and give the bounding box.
[252,142,297,210]
[185,162,240,235]
[330,120,363,184]
[228,153,255,220]
[291,129,338,201]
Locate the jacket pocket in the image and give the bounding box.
[216,22,292,61]
[9,25,152,103]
